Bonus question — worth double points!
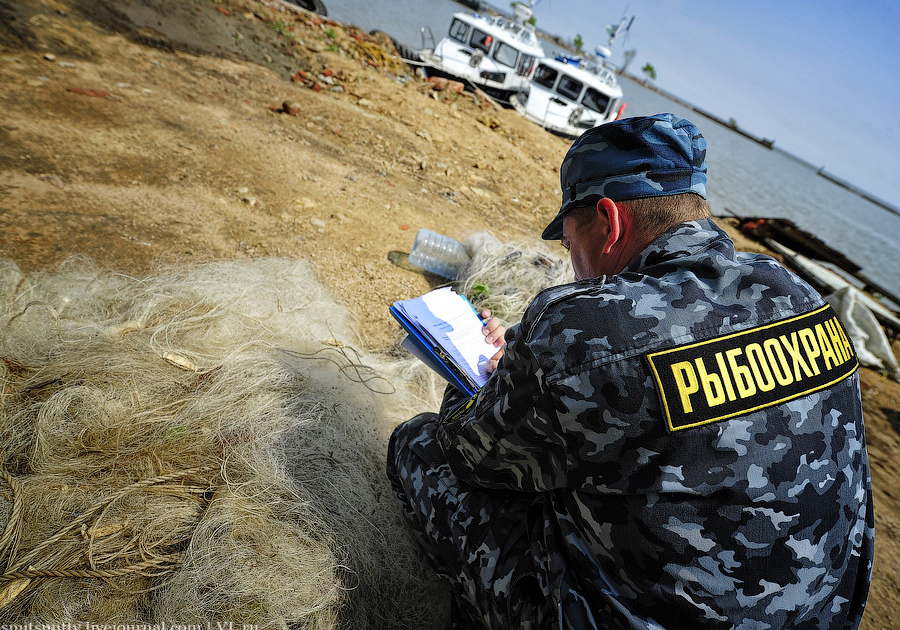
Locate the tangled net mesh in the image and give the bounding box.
[0,235,568,625]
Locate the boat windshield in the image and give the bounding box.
[493,41,518,68]
[470,29,492,53]
[533,64,557,89]
[590,66,617,88]
[557,75,583,101]
[583,87,610,113]
[449,18,469,43]
[492,16,538,46]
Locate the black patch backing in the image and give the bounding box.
[646,305,858,431]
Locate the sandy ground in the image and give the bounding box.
[0,0,897,626]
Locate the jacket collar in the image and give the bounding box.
[622,218,733,275]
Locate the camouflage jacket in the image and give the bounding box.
[437,219,874,630]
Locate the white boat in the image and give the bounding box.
[510,12,632,138]
[510,54,626,139]
[416,3,544,103]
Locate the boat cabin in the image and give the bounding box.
[421,12,544,101]
[512,55,625,138]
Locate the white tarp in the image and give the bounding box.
[827,286,900,382]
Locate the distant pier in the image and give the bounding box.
[689,105,774,149]
[618,72,775,149]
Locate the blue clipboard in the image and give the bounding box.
[389,304,478,396]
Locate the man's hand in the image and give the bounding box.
[481,309,506,374]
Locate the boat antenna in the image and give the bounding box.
[596,9,634,59]
[606,12,634,48]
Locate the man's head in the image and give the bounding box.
[544,113,710,278]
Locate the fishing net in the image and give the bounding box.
[0,233,568,624]
[0,256,445,628]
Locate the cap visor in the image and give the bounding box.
[541,214,565,240]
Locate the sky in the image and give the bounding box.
[524,0,900,209]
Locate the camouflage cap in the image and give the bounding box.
[542,113,708,240]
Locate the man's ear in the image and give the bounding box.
[597,198,621,254]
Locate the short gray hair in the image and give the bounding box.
[619,193,709,237]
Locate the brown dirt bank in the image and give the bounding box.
[1,0,897,626]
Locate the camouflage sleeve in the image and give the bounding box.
[436,320,569,492]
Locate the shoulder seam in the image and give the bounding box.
[524,283,605,342]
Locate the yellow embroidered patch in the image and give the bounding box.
[646,305,858,431]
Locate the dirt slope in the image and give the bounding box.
[1,0,897,626]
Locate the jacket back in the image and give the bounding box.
[438,219,874,630]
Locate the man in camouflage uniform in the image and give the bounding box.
[387,113,874,630]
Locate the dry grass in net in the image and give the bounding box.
[458,232,574,325]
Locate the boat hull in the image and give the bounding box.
[510,92,579,139]
[418,51,519,104]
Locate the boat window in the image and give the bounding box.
[533,64,557,89]
[492,42,518,68]
[594,68,617,87]
[517,54,535,77]
[449,19,469,44]
[583,87,611,113]
[557,75,583,101]
[470,29,493,53]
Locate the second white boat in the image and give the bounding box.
[511,54,626,139]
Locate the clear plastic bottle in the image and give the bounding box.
[408,229,471,280]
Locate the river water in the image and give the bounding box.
[322,0,900,300]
